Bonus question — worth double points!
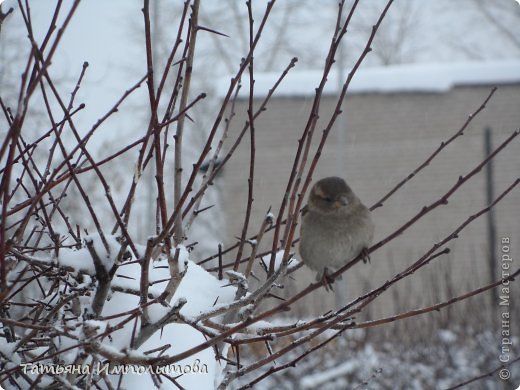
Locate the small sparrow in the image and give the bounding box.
[299,176,374,289]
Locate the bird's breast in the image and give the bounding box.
[300,212,364,269]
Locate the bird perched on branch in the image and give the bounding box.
[299,176,374,290]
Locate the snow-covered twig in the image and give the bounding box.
[244,208,273,277]
[86,238,112,317]
[133,297,187,348]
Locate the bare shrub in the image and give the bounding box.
[0,1,518,389]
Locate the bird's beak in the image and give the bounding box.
[334,195,349,208]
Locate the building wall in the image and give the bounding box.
[218,84,520,318]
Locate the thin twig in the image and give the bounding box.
[234,0,257,271]
[371,87,498,210]
[173,0,200,246]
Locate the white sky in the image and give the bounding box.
[1,1,145,148]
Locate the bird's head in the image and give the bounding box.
[308,176,357,214]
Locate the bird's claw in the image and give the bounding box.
[320,269,335,292]
[361,247,371,264]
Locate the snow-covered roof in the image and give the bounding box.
[216,60,520,98]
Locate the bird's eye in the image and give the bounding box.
[323,196,333,202]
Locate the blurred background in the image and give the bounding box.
[1,1,519,388]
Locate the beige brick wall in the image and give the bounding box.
[218,84,520,318]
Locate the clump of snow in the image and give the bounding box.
[97,248,238,389]
[224,270,248,289]
[84,319,109,334]
[438,329,457,344]
[111,252,171,297]
[87,233,120,270]
[242,320,275,333]
[171,244,190,266]
[0,338,21,365]
[58,233,120,274]
[10,241,241,389]
[58,247,95,274]
[266,250,301,272]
